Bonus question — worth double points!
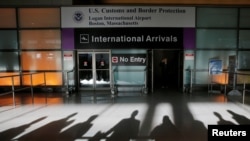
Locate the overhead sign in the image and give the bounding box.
[74,28,183,49]
[61,6,195,28]
[112,54,146,66]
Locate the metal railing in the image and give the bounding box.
[234,72,250,104]
[242,81,250,104]
[186,69,250,104]
[209,71,228,94]
[111,68,148,95]
[184,69,205,93]
[185,69,230,94]
[0,72,46,107]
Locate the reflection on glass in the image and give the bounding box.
[79,53,93,88]
[19,30,61,49]
[96,70,108,81]
[96,80,110,88]
[95,53,110,87]
[79,70,92,81]
[21,51,62,70]
[79,70,93,87]
[79,72,110,86]
[114,71,145,85]
[0,72,20,86]
[78,53,111,88]
[22,72,62,86]
[95,54,109,69]
[79,54,92,69]
[80,79,93,85]
[22,72,45,86]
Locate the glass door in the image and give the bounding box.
[78,51,110,90]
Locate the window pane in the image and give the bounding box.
[237,71,250,84]
[195,71,209,84]
[22,72,62,86]
[196,50,236,70]
[21,51,62,71]
[239,30,250,48]
[197,8,237,28]
[0,30,18,49]
[195,71,228,85]
[22,72,46,86]
[0,72,20,86]
[0,52,19,71]
[0,8,16,28]
[240,8,250,28]
[112,66,146,85]
[45,72,63,85]
[238,51,250,69]
[19,30,61,49]
[18,8,60,28]
[196,29,237,49]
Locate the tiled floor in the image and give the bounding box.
[0,88,250,141]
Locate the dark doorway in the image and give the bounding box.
[153,50,183,91]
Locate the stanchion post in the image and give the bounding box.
[190,69,193,93]
[11,76,16,107]
[224,72,227,95]
[243,82,245,104]
[44,72,47,105]
[65,71,69,94]
[30,74,34,104]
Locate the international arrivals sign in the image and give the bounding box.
[74,28,183,49]
[61,6,195,28]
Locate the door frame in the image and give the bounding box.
[151,49,183,92]
[76,49,111,91]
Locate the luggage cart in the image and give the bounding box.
[65,69,75,95]
[111,68,148,96]
[111,68,117,97]
[184,69,193,94]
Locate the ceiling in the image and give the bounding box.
[73,0,250,6]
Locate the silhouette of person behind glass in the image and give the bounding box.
[104,110,140,141]
[150,115,180,141]
[82,56,91,80]
[97,55,107,81]
[160,57,168,88]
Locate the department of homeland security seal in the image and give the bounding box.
[73,11,84,23]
